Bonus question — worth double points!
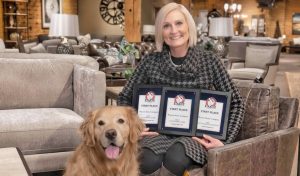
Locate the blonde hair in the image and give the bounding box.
[155,2,197,51]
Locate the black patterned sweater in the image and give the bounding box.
[117,45,245,164]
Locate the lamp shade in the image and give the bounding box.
[49,14,79,37]
[209,17,234,37]
[143,25,155,35]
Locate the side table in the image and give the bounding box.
[0,147,32,176]
[106,86,123,105]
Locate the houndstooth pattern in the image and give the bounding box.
[117,44,245,164]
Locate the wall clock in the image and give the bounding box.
[99,0,124,25]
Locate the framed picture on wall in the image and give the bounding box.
[292,13,300,35]
[42,0,62,28]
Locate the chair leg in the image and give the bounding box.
[159,165,176,176]
[140,168,161,176]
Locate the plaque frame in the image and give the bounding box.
[132,84,163,131]
[158,87,200,136]
[195,89,232,140]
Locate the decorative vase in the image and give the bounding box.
[9,32,19,41]
[9,16,14,27]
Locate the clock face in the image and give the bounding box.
[99,0,124,25]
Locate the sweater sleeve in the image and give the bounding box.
[211,54,245,144]
[117,55,151,106]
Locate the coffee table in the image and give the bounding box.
[0,147,32,176]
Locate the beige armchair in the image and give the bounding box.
[227,41,281,85]
[186,82,299,176]
[0,58,106,174]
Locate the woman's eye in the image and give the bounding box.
[176,21,183,26]
[163,24,170,29]
[98,120,105,126]
[118,119,125,124]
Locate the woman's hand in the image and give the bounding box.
[192,134,224,150]
[140,128,159,138]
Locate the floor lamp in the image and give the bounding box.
[209,17,234,58]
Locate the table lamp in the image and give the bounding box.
[49,14,79,54]
[49,14,79,41]
[209,17,234,58]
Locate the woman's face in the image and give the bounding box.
[162,10,189,51]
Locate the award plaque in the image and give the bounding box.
[132,84,163,130]
[195,89,232,140]
[158,87,200,136]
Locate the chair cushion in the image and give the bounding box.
[228,68,265,80]
[0,108,83,155]
[248,44,279,63]
[235,82,280,140]
[0,59,74,110]
[244,47,274,69]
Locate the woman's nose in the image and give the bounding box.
[170,25,178,33]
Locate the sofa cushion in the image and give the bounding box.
[0,108,83,155]
[29,43,47,53]
[235,82,279,140]
[42,39,61,50]
[0,59,74,110]
[228,68,265,80]
[244,47,274,69]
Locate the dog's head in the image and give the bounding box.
[80,106,145,160]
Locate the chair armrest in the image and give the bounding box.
[207,127,299,176]
[227,57,245,69]
[266,62,278,67]
[227,57,244,63]
[73,64,106,117]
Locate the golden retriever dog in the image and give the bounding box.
[64,106,145,176]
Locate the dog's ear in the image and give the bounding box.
[80,110,96,146]
[127,107,145,143]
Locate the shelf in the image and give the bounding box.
[5,39,28,43]
[2,0,28,2]
[5,26,28,29]
[4,13,28,16]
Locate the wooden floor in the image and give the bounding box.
[275,53,300,176]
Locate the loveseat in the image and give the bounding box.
[186,82,299,176]
[0,57,106,173]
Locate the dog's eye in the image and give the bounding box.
[98,120,105,126]
[118,119,125,124]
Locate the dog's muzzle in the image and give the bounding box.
[104,129,124,160]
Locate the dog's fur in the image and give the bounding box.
[64,106,145,176]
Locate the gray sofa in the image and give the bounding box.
[0,56,106,173]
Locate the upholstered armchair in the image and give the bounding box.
[0,58,106,174]
[186,82,299,176]
[227,41,281,85]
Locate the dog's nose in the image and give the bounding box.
[105,129,117,140]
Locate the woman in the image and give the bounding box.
[117,3,245,176]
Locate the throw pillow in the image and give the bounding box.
[244,47,274,69]
[29,43,47,53]
[77,33,91,55]
[293,37,300,45]
[56,43,74,54]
